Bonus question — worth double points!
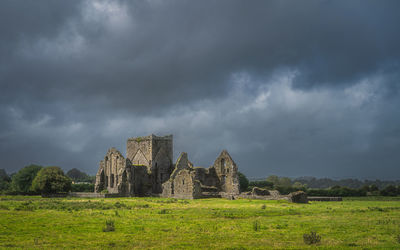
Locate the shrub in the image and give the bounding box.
[66,168,94,183]
[0,169,11,192]
[303,231,321,245]
[31,166,72,195]
[114,201,128,209]
[103,219,115,232]
[381,185,398,196]
[306,186,367,197]
[238,172,249,192]
[248,180,274,190]
[71,183,94,192]
[158,209,168,214]
[253,221,260,231]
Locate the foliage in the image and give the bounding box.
[266,175,279,186]
[0,169,10,182]
[0,169,11,192]
[71,183,94,192]
[238,172,249,192]
[293,176,400,190]
[66,168,95,183]
[276,185,307,195]
[248,180,273,190]
[253,220,260,231]
[31,167,72,194]
[307,186,367,197]
[158,209,168,214]
[103,219,115,232]
[380,185,399,196]
[303,231,321,245]
[11,165,42,194]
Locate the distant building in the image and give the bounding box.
[95,134,240,199]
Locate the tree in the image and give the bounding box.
[279,177,292,187]
[370,184,379,192]
[381,185,398,196]
[66,168,90,182]
[293,182,306,190]
[11,165,42,194]
[0,169,11,191]
[248,180,274,189]
[266,175,279,187]
[31,167,72,194]
[238,172,249,192]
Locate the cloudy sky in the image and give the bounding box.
[1,0,400,179]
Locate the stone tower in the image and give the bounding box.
[126,134,173,193]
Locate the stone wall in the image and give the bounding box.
[95,148,126,194]
[212,150,240,195]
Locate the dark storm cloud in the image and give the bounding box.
[0,0,399,179]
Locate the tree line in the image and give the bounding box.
[0,165,95,195]
[238,173,400,197]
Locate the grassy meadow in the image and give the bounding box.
[0,196,400,249]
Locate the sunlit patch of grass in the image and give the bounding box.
[0,196,399,248]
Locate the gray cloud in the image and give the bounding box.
[0,0,399,179]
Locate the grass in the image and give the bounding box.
[0,196,399,249]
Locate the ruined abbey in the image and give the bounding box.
[94,134,240,199]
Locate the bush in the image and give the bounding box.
[31,167,72,195]
[238,172,249,192]
[71,183,94,192]
[248,180,274,190]
[11,165,42,194]
[158,209,168,214]
[103,219,115,232]
[0,169,11,192]
[306,186,367,197]
[66,168,95,183]
[276,185,306,195]
[253,221,260,231]
[381,185,398,196]
[303,231,321,245]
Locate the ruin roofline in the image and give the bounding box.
[127,134,173,142]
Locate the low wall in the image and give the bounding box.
[308,196,343,201]
[237,194,289,201]
[69,192,105,198]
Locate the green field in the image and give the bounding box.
[0,196,399,249]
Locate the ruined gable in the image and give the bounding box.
[131,150,149,167]
[95,148,126,194]
[212,150,240,195]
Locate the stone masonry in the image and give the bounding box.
[95,134,240,199]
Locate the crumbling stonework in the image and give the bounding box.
[251,187,270,196]
[95,134,240,199]
[288,191,308,203]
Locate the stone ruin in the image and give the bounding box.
[94,134,308,202]
[95,134,240,199]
